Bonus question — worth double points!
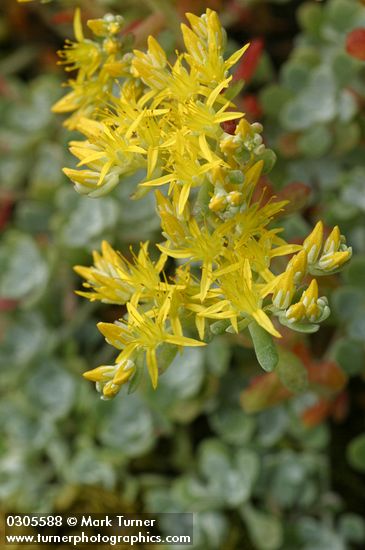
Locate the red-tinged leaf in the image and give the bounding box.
[241,372,291,413]
[123,19,143,35]
[51,11,74,25]
[346,28,365,61]
[291,341,312,368]
[0,197,14,230]
[274,182,311,215]
[332,391,349,423]
[221,119,239,135]
[301,398,331,427]
[233,38,264,84]
[0,77,12,97]
[131,13,166,47]
[0,298,18,311]
[241,94,263,120]
[307,360,347,393]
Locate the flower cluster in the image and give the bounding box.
[52,9,131,131]
[57,9,351,399]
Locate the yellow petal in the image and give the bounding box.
[303,221,323,264]
[225,43,250,70]
[146,349,159,389]
[165,335,206,347]
[83,365,115,382]
[73,8,84,43]
[252,309,281,338]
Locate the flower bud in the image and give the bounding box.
[323,225,341,255]
[303,221,323,264]
[272,269,295,309]
[286,250,307,283]
[209,194,227,212]
[286,302,306,323]
[318,250,352,271]
[227,191,243,206]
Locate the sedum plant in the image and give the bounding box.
[54,8,352,399]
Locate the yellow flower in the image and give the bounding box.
[52,73,114,130]
[52,7,351,396]
[180,83,243,137]
[83,359,135,399]
[74,241,167,306]
[57,9,102,77]
[237,232,302,283]
[63,113,147,194]
[140,149,220,215]
[182,9,249,85]
[155,190,189,245]
[61,8,249,207]
[132,36,170,90]
[52,9,129,129]
[87,14,125,38]
[74,241,133,304]
[285,279,330,324]
[199,258,281,337]
[303,221,352,274]
[98,298,205,388]
[317,226,352,272]
[158,217,235,300]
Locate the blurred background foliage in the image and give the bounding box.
[0,0,365,548]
